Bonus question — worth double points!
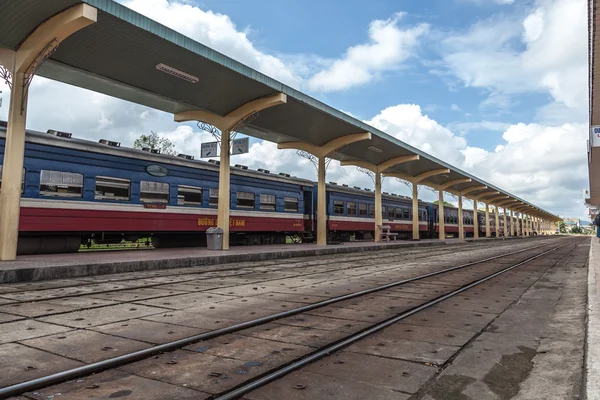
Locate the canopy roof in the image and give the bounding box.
[0,0,559,221]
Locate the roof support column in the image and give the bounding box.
[385,168,449,241]
[0,4,97,261]
[485,203,490,238]
[317,156,326,246]
[458,195,464,240]
[341,155,419,242]
[520,213,524,236]
[412,183,419,240]
[430,179,471,241]
[438,190,445,240]
[177,93,288,250]
[511,210,515,236]
[281,132,372,245]
[494,206,499,238]
[503,209,508,237]
[458,186,486,240]
[472,199,479,239]
[374,172,382,242]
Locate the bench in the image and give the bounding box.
[378,225,398,242]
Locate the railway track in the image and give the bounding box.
[1,238,543,301]
[0,236,573,399]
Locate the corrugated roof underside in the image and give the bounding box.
[0,0,79,49]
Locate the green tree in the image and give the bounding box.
[433,200,454,207]
[133,131,177,155]
[558,221,566,233]
[570,226,583,234]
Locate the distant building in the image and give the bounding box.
[563,217,581,232]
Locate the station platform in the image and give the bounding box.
[0,236,525,284]
[587,237,600,399]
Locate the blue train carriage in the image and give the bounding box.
[0,123,314,254]
[322,183,431,241]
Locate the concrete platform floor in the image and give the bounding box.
[0,236,587,399]
[0,236,530,283]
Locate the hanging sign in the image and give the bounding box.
[231,137,249,155]
[201,141,219,158]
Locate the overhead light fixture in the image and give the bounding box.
[368,146,382,153]
[155,63,199,83]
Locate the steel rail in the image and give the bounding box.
[0,238,565,399]
[213,240,572,400]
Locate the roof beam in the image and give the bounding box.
[461,185,487,196]
[438,178,472,191]
[386,168,450,184]
[175,93,287,132]
[277,131,371,158]
[340,155,420,174]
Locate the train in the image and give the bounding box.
[0,122,526,255]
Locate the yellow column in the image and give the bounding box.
[485,203,490,237]
[0,4,97,260]
[458,195,464,240]
[317,157,327,245]
[520,213,524,236]
[495,206,500,237]
[473,199,479,239]
[218,131,231,249]
[0,71,27,260]
[412,183,419,240]
[503,208,508,237]
[374,172,382,242]
[511,210,515,236]
[438,190,445,240]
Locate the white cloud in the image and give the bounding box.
[441,0,587,121]
[307,13,428,92]
[119,0,302,88]
[448,120,511,135]
[450,104,462,112]
[365,104,468,166]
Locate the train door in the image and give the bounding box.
[303,188,313,232]
[428,204,436,238]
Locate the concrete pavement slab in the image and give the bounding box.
[21,329,150,363]
[91,318,208,344]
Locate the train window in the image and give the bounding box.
[420,210,426,221]
[368,204,375,218]
[95,176,130,201]
[140,181,169,203]
[387,207,394,219]
[284,197,298,212]
[0,166,25,193]
[334,200,345,215]
[40,170,83,198]
[359,203,367,216]
[347,202,357,216]
[177,185,203,206]
[260,194,276,211]
[381,206,386,218]
[237,192,255,208]
[402,208,410,220]
[395,208,402,219]
[209,188,218,207]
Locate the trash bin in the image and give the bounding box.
[206,227,224,250]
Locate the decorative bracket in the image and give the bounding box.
[0,66,12,89]
[20,38,59,114]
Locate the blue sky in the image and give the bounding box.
[0,0,589,219]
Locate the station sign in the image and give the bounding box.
[231,137,249,155]
[201,141,219,158]
[591,126,600,147]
